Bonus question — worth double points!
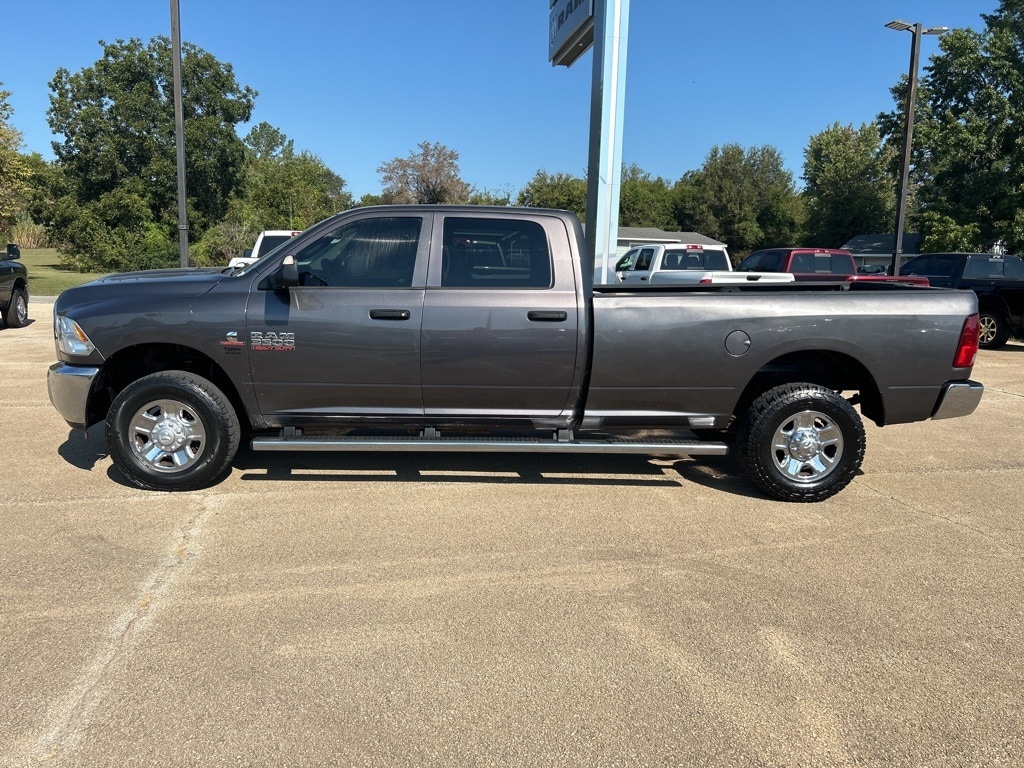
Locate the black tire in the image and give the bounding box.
[977,311,1010,350]
[737,383,865,503]
[106,371,240,492]
[3,287,28,328]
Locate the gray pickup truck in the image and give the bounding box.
[47,205,984,501]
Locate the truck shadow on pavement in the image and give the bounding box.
[58,425,108,470]
[55,426,764,498]
[231,448,764,497]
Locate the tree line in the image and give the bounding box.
[1,1,1021,271]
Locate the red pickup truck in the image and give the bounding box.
[737,248,928,285]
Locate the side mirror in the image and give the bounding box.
[280,254,299,287]
[6,243,20,259]
[243,248,253,259]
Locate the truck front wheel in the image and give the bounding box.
[3,287,28,328]
[106,371,240,492]
[737,383,865,502]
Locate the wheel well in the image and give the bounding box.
[735,350,885,426]
[4,277,28,303]
[977,302,1009,322]
[90,344,244,426]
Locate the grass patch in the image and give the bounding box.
[20,249,111,298]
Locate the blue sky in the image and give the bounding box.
[1,0,991,199]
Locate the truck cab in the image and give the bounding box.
[737,248,857,279]
[616,243,730,284]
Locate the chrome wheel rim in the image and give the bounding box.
[15,295,27,325]
[771,410,844,484]
[978,315,998,345]
[128,398,207,474]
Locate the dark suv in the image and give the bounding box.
[900,252,1024,348]
[1,243,29,328]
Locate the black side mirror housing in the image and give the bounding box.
[5,243,20,259]
[281,255,299,287]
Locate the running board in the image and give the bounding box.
[251,433,728,456]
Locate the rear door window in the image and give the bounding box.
[441,217,551,288]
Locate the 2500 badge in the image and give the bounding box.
[250,331,295,351]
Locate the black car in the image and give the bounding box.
[1,243,29,328]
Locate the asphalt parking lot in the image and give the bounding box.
[2,297,1022,767]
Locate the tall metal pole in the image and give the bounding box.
[889,23,922,276]
[585,0,629,285]
[171,0,189,268]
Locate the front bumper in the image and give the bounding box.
[47,363,102,430]
[932,380,984,420]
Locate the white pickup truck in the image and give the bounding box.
[615,243,794,285]
[227,230,301,269]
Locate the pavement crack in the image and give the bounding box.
[988,387,1024,399]
[33,503,209,763]
[860,483,1020,556]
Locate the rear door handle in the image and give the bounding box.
[369,309,411,321]
[527,311,567,322]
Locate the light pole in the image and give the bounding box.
[171,0,189,268]
[886,19,947,276]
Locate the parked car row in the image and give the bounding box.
[736,248,928,285]
[614,243,793,285]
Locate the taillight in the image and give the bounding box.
[953,314,980,368]
[699,278,712,284]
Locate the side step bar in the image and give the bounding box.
[251,432,729,456]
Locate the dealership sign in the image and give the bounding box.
[549,0,594,67]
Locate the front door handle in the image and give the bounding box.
[527,310,567,322]
[369,309,411,321]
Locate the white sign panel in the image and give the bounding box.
[549,0,595,67]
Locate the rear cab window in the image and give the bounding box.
[661,248,730,271]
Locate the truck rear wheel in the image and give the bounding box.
[737,383,865,502]
[106,371,240,492]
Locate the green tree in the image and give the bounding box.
[918,211,983,253]
[673,144,802,256]
[801,122,896,247]
[356,193,387,207]
[0,83,31,239]
[467,187,512,206]
[237,123,351,229]
[46,37,257,270]
[619,164,675,229]
[191,122,353,265]
[516,170,587,220]
[378,141,471,204]
[879,1,1024,252]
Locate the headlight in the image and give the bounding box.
[55,315,97,356]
